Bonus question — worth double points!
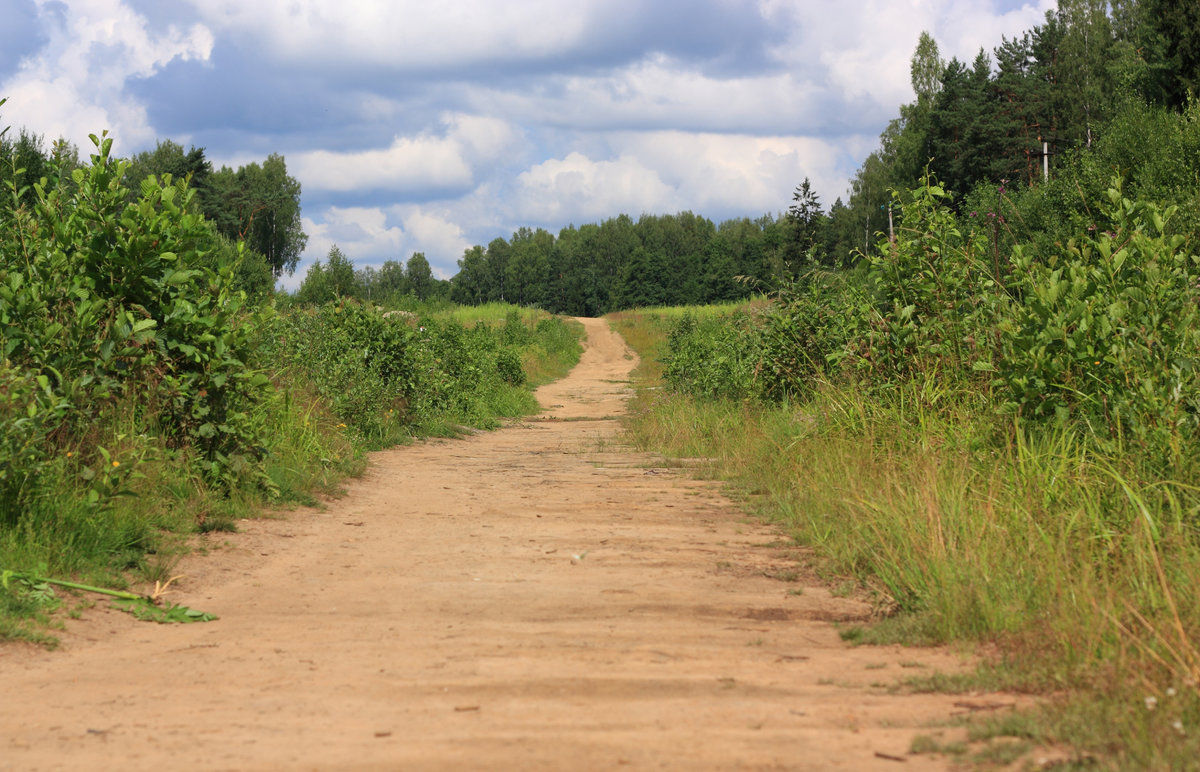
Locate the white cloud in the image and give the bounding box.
[506,130,855,228]
[182,0,594,68]
[465,55,834,136]
[609,130,850,213]
[0,0,212,151]
[511,152,681,222]
[291,113,522,194]
[294,137,472,194]
[399,210,471,276]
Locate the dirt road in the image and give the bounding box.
[1,318,979,771]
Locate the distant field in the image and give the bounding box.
[432,302,549,326]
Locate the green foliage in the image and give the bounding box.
[755,274,858,401]
[856,175,992,385]
[112,598,217,623]
[0,125,289,645]
[267,301,570,445]
[267,303,420,444]
[206,154,306,277]
[784,178,829,270]
[405,252,435,301]
[119,137,306,285]
[997,184,1200,457]
[663,312,760,400]
[664,167,1200,470]
[0,367,72,526]
[1,132,275,500]
[297,244,360,304]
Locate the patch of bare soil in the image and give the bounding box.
[0,318,997,771]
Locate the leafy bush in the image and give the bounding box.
[663,170,1200,471]
[850,174,995,392]
[0,366,71,526]
[266,303,419,444]
[0,132,274,503]
[996,184,1200,457]
[663,312,760,399]
[267,301,555,444]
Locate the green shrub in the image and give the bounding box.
[267,301,553,443]
[0,366,71,527]
[996,183,1200,459]
[855,174,994,391]
[1,132,274,498]
[266,303,419,445]
[663,312,759,400]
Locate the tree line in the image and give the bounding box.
[296,210,817,315]
[447,212,797,315]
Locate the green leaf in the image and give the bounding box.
[112,598,218,624]
[165,268,199,286]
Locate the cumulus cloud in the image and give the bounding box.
[511,152,681,223]
[609,130,855,213]
[399,210,471,276]
[177,0,778,76]
[505,129,857,231]
[291,113,523,195]
[0,0,212,151]
[466,56,840,136]
[180,0,593,69]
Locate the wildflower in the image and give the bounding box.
[1145,696,1158,711]
[337,423,347,428]
[1167,688,1177,697]
[66,451,74,458]
[1173,720,1185,735]
[112,460,120,468]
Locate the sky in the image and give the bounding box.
[0,0,1057,288]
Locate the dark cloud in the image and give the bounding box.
[126,58,412,157]
[575,0,789,77]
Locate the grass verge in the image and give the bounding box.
[609,307,1200,770]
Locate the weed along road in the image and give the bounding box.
[1,318,980,771]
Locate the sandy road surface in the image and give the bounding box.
[0,318,980,771]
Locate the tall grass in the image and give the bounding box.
[619,298,758,321]
[432,301,544,326]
